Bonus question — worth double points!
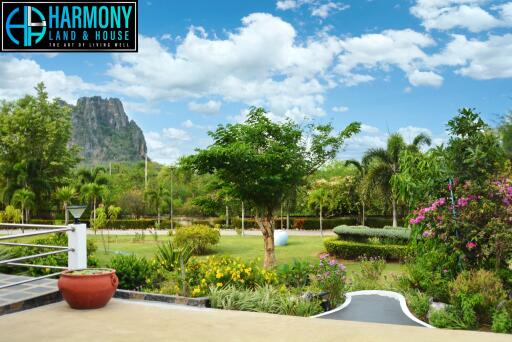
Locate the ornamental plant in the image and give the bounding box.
[312,254,347,306]
[409,177,512,273]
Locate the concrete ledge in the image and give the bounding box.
[0,290,62,316]
[114,289,210,307]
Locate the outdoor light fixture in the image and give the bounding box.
[67,205,87,224]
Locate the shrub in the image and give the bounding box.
[174,225,220,255]
[449,270,507,325]
[324,238,407,261]
[209,285,323,317]
[5,233,98,276]
[182,255,278,297]
[405,290,430,322]
[492,304,512,333]
[312,254,347,306]
[333,225,411,244]
[108,254,154,290]
[155,241,192,272]
[429,307,468,329]
[277,259,312,288]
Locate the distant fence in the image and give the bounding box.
[1,216,405,230]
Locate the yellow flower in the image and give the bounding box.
[216,272,223,279]
[216,282,223,287]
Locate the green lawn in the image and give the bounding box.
[90,234,404,274]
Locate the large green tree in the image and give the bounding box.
[185,107,360,267]
[363,133,431,227]
[0,83,79,208]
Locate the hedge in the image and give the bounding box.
[332,225,411,244]
[324,238,408,261]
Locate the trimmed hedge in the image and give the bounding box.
[333,225,411,244]
[324,238,408,261]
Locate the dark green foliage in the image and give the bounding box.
[492,304,512,333]
[405,291,430,321]
[333,225,410,244]
[155,240,192,272]
[174,225,220,255]
[277,259,312,288]
[5,232,97,276]
[0,83,79,207]
[324,238,407,260]
[108,254,153,290]
[429,307,469,330]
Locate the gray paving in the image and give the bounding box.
[0,273,58,307]
[319,294,424,327]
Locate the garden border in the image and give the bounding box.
[311,290,433,328]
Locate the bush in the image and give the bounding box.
[405,290,430,322]
[108,254,154,290]
[492,304,512,333]
[174,225,220,255]
[4,233,98,276]
[312,254,347,306]
[209,285,323,317]
[350,256,386,290]
[333,225,411,244]
[182,255,278,297]
[324,238,407,261]
[155,241,192,272]
[429,307,468,329]
[449,270,507,326]
[277,259,312,288]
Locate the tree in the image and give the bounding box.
[498,112,512,159]
[81,182,107,225]
[146,182,170,226]
[345,160,369,225]
[55,186,76,224]
[363,133,431,227]
[307,180,334,237]
[11,188,35,224]
[185,107,360,268]
[0,83,79,208]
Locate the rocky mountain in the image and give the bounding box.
[69,97,147,163]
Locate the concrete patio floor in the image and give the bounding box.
[0,299,509,342]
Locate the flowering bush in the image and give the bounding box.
[409,177,512,272]
[312,254,347,306]
[182,255,278,297]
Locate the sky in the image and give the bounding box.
[1,0,511,164]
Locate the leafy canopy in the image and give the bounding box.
[184,107,360,213]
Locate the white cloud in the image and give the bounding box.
[410,0,511,32]
[106,13,343,120]
[181,119,204,129]
[188,100,222,114]
[408,70,443,87]
[360,124,379,134]
[160,33,173,41]
[163,127,191,141]
[311,2,349,19]
[276,0,300,10]
[0,57,95,103]
[332,105,348,112]
[145,131,183,164]
[427,33,512,80]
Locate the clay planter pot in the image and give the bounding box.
[58,268,118,309]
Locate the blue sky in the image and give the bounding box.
[1,0,511,163]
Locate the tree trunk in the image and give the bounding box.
[64,203,69,225]
[256,210,275,269]
[362,201,365,226]
[225,206,229,228]
[241,201,245,236]
[286,206,290,232]
[392,198,397,228]
[320,206,323,237]
[157,208,161,225]
[280,204,283,230]
[21,204,24,225]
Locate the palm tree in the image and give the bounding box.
[55,186,76,224]
[307,180,333,237]
[76,167,109,186]
[345,160,368,226]
[363,133,431,227]
[81,183,107,224]
[11,188,35,225]
[146,183,170,226]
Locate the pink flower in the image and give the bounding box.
[466,241,477,250]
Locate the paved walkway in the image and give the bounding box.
[0,299,508,342]
[0,228,336,236]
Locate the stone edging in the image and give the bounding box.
[311,290,433,328]
[114,289,210,307]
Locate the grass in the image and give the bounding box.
[90,234,404,274]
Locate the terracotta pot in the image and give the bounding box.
[58,268,118,309]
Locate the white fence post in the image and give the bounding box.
[68,223,87,270]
